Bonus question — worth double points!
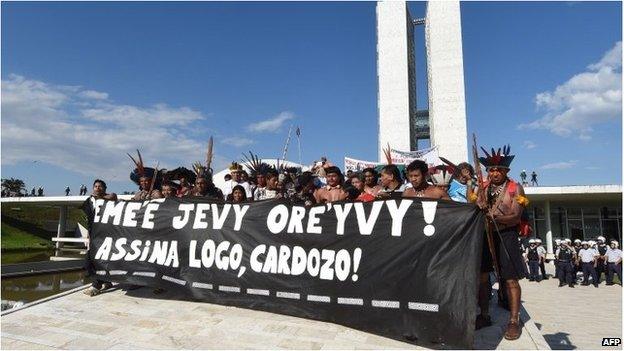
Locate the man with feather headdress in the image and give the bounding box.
[241,152,276,201]
[474,145,529,341]
[127,150,162,200]
[222,162,252,200]
[189,137,223,200]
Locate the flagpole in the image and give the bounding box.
[296,126,302,167]
[281,125,293,164]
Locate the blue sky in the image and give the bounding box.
[2,1,621,194]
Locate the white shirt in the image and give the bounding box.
[537,246,547,258]
[605,248,622,263]
[221,180,252,200]
[578,248,599,263]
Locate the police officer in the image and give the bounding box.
[605,240,622,286]
[536,239,548,280]
[573,239,582,253]
[554,239,562,280]
[577,241,599,287]
[556,240,576,288]
[573,239,582,275]
[525,239,541,281]
[595,236,609,284]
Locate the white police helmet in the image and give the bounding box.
[581,241,588,245]
[565,238,572,244]
[536,238,542,244]
[611,240,619,247]
[597,236,606,242]
[574,239,581,243]
[588,240,596,247]
[529,239,536,244]
[555,238,562,244]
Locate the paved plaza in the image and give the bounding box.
[1,283,547,350]
[1,265,620,350]
[520,264,622,350]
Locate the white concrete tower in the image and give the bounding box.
[376,1,416,162]
[425,1,468,163]
[376,0,468,164]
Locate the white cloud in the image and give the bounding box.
[523,140,537,149]
[1,74,217,180]
[540,160,578,170]
[588,42,622,71]
[79,90,109,100]
[221,137,254,147]
[247,111,294,133]
[518,42,622,140]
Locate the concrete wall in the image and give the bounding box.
[425,1,468,163]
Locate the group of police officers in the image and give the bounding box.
[523,236,623,287]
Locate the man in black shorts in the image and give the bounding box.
[475,145,528,341]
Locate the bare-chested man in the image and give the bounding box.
[313,166,347,203]
[475,145,527,341]
[402,160,450,200]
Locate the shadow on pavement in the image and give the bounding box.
[543,332,577,350]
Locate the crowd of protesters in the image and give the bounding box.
[83,145,619,341]
[93,151,470,205]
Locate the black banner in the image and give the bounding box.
[85,197,484,349]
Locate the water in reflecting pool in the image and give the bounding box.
[1,250,90,309]
[1,271,90,306]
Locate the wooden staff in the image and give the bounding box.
[148,162,159,199]
[472,133,501,284]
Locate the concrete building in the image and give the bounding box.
[525,185,622,254]
[376,0,468,164]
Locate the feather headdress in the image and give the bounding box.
[428,165,454,186]
[478,144,515,169]
[128,149,159,185]
[438,156,457,175]
[127,149,146,178]
[242,151,275,176]
[193,137,215,180]
[164,167,196,185]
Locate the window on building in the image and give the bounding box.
[568,219,583,241]
[534,219,547,241]
[601,207,618,219]
[551,207,567,239]
[583,217,601,238]
[583,207,600,217]
[601,219,621,242]
[567,208,582,219]
[533,207,544,220]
